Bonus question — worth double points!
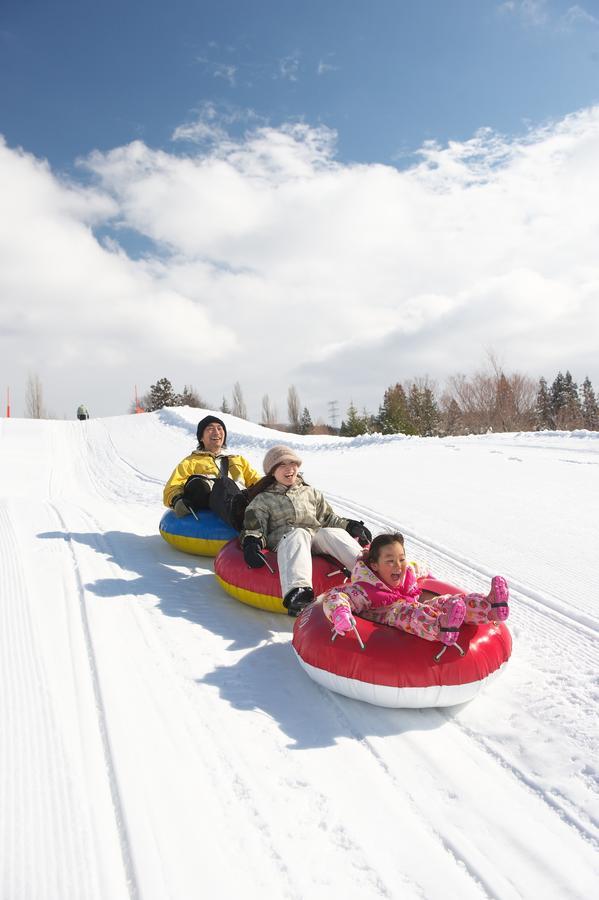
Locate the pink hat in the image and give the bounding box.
[263,445,302,474]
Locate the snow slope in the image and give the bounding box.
[1,410,597,899]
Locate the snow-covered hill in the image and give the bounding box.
[1,410,597,899]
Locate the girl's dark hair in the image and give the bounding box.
[364,532,405,565]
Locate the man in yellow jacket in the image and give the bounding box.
[163,415,261,526]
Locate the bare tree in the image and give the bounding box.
[25,372,45,418]
[231,381,247,419]
[261,394,277,426]
[287,385,301,432]
[444,360,536,434]
[174,385,208,408]
[311,418,335,435]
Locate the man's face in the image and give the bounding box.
[202,423,225,453]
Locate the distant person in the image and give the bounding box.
[77,404,89,420]
[240,445,372,616]
[322,532,510,646]
[163,415,261,529]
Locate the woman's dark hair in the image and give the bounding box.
[245,474,276,502]
[364,532,405,565]
[245,471,308,503]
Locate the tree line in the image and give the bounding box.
[140,378,325,434]
[140,364,599,437]
[338,367,599,436]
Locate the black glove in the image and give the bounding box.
[346,519,372,547]
[230,489,250,531]
[242,536,266,568]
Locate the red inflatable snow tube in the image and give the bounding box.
[292,577,512,708]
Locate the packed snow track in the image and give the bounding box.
[0,411,597,899]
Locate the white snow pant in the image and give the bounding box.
[276,527,362,598]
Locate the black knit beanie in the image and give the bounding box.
[196,415,227,446]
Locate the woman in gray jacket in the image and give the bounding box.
[240,445,372,616]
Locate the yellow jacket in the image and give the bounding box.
[163,449,261,508]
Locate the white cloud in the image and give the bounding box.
[172,102,265,146]
[277,52,301,82]
[498,0,549,26]
[499,0,599,29]
[195,55,238,87]
[0,138,236,418]
[2,107,599,420]
[317,58,339,76]
[561,4,599,28]
[213,63,236,86]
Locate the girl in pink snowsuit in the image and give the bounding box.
[322,532,510,645]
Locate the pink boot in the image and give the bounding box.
[438,597,466,645]
[487,576,510,621]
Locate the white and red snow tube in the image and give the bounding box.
[292,577,512,708]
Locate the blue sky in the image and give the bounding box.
[3,0,598,170]
[1,0,599,419]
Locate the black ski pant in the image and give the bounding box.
[182,475,242,529]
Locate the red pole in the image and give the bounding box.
[6,387,10,418]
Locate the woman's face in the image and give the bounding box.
[369,541,407,588]
[273,460,300,487]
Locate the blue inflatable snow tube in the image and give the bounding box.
[159,509,238,557]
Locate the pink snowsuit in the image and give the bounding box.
[322,559,498,643]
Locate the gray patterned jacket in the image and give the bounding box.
[241,478,349,550]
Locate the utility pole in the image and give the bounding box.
[328,400,339,430]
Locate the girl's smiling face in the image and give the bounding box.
[273,460,300,487]
[369,541,407,587]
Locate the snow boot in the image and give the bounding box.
[283,586,314,617]
[438,596,466,645]
[487,576,510,621]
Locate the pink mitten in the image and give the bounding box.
[331,606,355,635]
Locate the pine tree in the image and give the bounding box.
[299,407,313,435]
[407,384,423,434]
[220,396,231,414]
[377,384,412,434]
[340,401,366,436]
[535,377,552,430]
[550,371,567,427]
[361,407,375,434]
[561,371,582,429]
[145,378,177,412]
[407,383,440,436]
[581,377,599,430]
[420,386,440,436]
[442,398,462,436]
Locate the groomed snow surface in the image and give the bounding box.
[1,408,598,900]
